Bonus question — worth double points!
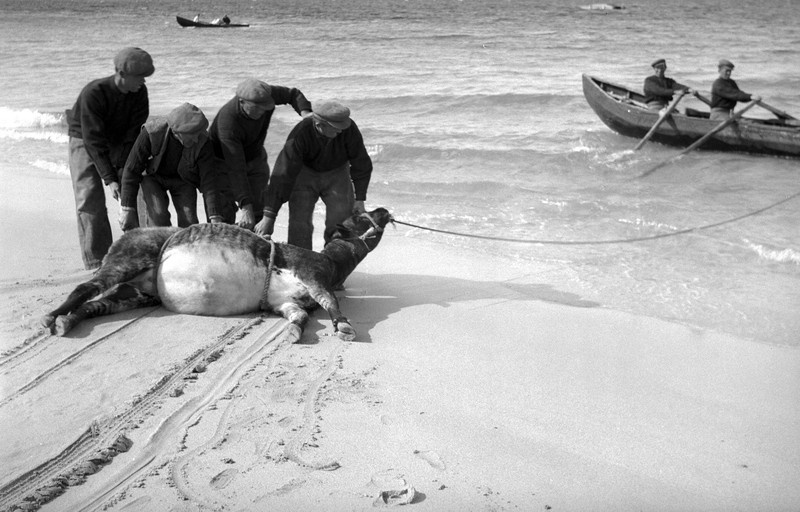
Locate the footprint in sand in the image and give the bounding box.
[371,469,407,489]
[210,468,238,489]
[414,450,445,470]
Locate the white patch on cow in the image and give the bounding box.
[157,242,265,315]
[266,269,315,309]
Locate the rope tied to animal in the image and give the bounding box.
[392,190,800,245]
[259,238,277,311]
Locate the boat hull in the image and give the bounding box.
[582,74,800,157]
[176,15,249,28]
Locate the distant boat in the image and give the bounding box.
[176,15,249,28]
[582,74,800,157]
[579,3,626,11]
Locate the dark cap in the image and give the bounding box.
[114,47,155,77]
[166,103,209,134]
[718,59,735,69]
[235,79,275,107]
[313,101,352,130]
[651,58,666,68]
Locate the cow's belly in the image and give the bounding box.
[157,242,265,315]
[266,269,315,309]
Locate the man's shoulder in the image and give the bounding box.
[288,116,316,136]
[79,75,115,95]
[214,97,246,126]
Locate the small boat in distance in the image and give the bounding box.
[582,74,800,157]
[579,3,626,11]
[176,15,250,28]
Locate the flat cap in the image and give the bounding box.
[166,103,209,134]
[235,79,275,107]
[114,47,155,77]
[718,59,735,69]
[651,58,666,68]
[313,101,352,130]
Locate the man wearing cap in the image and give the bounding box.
[254,100,373,251]
[66,47,154,269]
[643,58,694,110]
[710,59,760,120]
[118,103,225,231]
[208,79,311,230]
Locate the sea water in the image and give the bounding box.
[1,0,798,345]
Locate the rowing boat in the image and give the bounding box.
[176,15,249,28]
[582,74,800,157]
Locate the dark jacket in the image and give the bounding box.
[711,78,752,110]
[643,75,689,105]
[120,118,224,217]
[208,85,312,207]
[66,75,149,185]
[263,116,373,216]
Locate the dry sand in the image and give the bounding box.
[1,171,799,511]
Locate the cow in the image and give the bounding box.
[42,208,394,341]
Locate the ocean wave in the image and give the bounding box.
[743,239,800,265]
[619,217,681,232]
[31,159,70,176]
[0,129,68,144]
[0,107,64,129]
[354,92,574,111]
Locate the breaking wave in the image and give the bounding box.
[744,240,800,265]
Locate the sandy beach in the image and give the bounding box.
[1,169,799,512]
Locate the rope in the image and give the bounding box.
[259,238,277,310]
[393,190,800,246]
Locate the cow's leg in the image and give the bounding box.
[54,283,161,336]
[42,228,173,332]
[42,279,109,330]
[304,285,356,341]
[274,302,310,329]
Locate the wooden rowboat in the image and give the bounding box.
[176,15,249,28]
[582,74,800,157]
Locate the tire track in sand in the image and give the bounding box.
[0,315,273,512]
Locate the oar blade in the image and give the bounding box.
[636,100,759,178]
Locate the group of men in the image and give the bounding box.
[643,58,760,120]
[67,47,373,270]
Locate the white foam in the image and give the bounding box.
[744,240,800,265]
[0,107,63,129]
[31,159,69,176]
[0,129,68,143]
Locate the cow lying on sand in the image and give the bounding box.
[42,208,394,340]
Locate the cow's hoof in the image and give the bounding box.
[41,314,56,329]
[336,322,356,341]
[54,315,76,336]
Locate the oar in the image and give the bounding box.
[696,93,795,122]
[634,90,687,150]
[638,100,759,178]
[755,99,797,121]
[693,91,712,106]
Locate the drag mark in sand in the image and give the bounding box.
[76,321,298,512]
[0,316,270,512]
[283,339,344,471]
[0,308,158,407]
[170,329,342,509]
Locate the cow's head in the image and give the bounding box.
[330,208,393,252]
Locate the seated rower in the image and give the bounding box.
[643,58,694,110]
